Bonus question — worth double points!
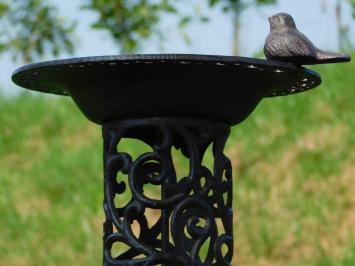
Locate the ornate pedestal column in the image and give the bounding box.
[102,118,233,265]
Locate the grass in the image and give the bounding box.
[0,59,354,265]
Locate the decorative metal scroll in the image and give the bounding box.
[102,118,233,266]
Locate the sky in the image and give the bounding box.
[2,0,354,95]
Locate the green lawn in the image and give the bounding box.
[0,60,354,265]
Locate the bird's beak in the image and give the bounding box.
[268,16,272,22]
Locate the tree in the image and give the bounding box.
[350,0,355,15]
[83,0,277,55]
[343,0,355,49]
[82,0,181,54]
[0,0,279,61]
[321,0,355,50]
[82,0,209,53]
[207,0,277,55]
[0,0,75,63]
[1,0,278,61]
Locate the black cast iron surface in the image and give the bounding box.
[102,117,233,266]
[12,54,321,126]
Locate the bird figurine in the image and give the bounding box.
[264,12,351,65]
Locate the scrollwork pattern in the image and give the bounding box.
[102,118,233,266]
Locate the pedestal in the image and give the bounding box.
[102,118,233,265]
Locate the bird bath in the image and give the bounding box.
[12,54,322,265]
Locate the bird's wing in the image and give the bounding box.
[265,30,316,58]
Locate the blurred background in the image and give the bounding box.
[0,0,354,265]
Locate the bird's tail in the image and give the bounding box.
[316,49,351,64]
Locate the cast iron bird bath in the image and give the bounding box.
[12,54,322,265]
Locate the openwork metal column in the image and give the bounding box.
[102,118,233,265]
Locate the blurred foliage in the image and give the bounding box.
[0,0,75,63]
[83,0,253,53]
[82,0,180,53]
[207,0,276,12]
[82,0,278,54]
[0,0,279,59]
[207,0,277,54]
[4,0,355,59]
[347,0,355,17]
